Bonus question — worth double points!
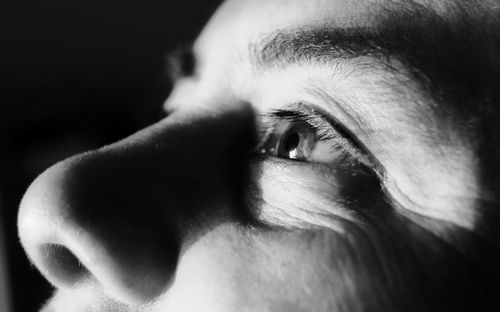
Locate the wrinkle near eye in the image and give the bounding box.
[252,62,482,234]
[252,159,383,232]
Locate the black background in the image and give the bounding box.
[1,1,221,311]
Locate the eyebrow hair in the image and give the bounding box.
[250,1,498,123]
[252,28,399,71]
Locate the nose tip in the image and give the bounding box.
[18,157,178,306]
[18,108,257,306]
[18,163,85,286]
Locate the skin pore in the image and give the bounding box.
[18,0,500,311]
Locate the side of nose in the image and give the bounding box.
[17,108,255,305]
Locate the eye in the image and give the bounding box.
[256,104,374,167]
[276,120,316,160]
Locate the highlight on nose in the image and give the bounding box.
[18,163,86,288]
[17,156,179,306]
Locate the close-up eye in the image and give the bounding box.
[256,103,373,167]
[275,119,316,160]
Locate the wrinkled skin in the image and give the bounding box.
[18,0,500,311]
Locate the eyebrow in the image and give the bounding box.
[251,27,402,72]
[166,1,495,127]
[249,2,494,117]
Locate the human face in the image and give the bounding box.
[18,0,500,311]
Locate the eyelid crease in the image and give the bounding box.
[267,109,337,141]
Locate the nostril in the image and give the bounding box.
[42,244,89,287]
[19,150,183,305]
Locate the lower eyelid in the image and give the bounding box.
[254,158,385,217]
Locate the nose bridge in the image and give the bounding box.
[18,107,256,305]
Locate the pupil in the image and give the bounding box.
[284,131,300,153]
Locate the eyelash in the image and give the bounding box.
[255,105,373,167]
[269,110,338,141]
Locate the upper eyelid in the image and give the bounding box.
[295,104,381,169]
[268,103,351,143]
[262,103,382,170]
[254,105,341,153]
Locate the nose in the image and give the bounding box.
[18,108,255,305]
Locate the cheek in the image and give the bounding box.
[165,223,413,312]
[157,224,344,312]
[244,160,492,311]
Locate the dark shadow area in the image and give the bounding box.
[0,1,221,311]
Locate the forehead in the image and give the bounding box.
[196,0,371,65]
[196,0,451,50]
[190,0,383,108]
[205,0,370,30]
